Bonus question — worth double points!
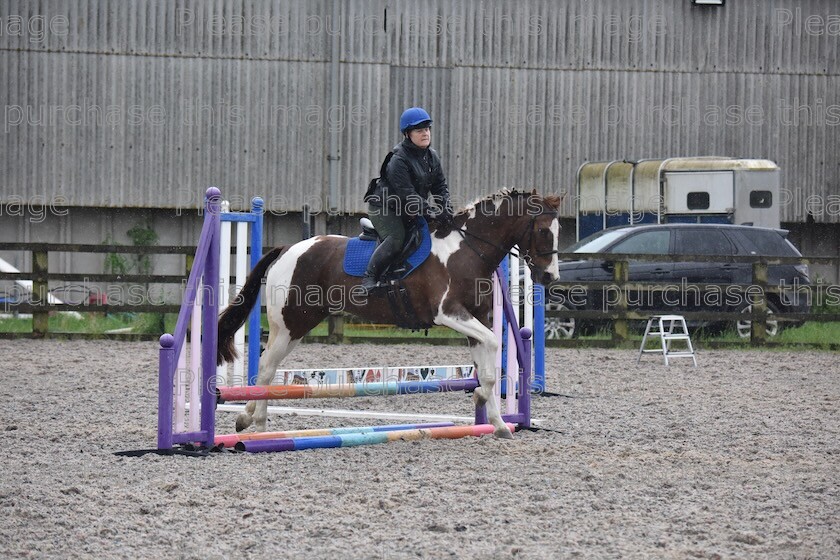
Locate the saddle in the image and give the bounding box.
[342,217,432,279]
[342,218,434,330]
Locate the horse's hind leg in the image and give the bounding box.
[235,330,301,432]
[436,314,513,439]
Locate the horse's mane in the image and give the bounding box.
[457,188,562,216]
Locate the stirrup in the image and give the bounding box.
[360,277,385,295]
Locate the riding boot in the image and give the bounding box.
[360,237,401,295]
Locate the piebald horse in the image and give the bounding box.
[217,189,562,438]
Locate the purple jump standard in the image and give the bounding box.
[157,187,221,450]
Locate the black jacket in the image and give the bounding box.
[366,138,450,217]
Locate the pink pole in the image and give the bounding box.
[493,273,503,408]
[189,280,202,431]
[174,339,186,432]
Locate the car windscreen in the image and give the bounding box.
[565,229,632,253]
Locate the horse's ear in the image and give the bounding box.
[545,194,563,210]
[531,188,538,195]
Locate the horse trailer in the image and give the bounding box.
[576,157,781,240]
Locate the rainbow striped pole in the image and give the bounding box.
[234,423,516,453]
[215,422,456,448]
[217,378,479,402]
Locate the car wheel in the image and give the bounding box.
[736,302,780,339]
[545,302,577,339]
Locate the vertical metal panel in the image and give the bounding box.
[337,62,390,214]
[341,0,389,64]
[0,0,333,61]
[2,0,837,72]
[0,50,331,211]
[448,67,571,211]
[1,0,839,223]
[445,65,840,221]
[382,0,839,74]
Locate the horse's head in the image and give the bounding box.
[456,189,563,285]
[518,191,562,285]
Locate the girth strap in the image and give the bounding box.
[384,280,433,331]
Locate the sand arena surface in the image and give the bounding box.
[1,339,837,559]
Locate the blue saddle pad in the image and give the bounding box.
[343,219,432,278]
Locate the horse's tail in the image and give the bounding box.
[217,246,287,365]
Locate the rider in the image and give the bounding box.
[361,107,454,293]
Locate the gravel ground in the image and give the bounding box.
[1,339,838,559]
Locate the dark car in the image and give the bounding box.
[544,224,811,339]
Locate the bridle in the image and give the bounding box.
[454,209,559,269]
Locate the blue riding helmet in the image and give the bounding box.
[399,107,433,133]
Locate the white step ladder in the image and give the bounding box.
[637,315,697,367]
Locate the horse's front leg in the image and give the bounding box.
[435,313,513,439]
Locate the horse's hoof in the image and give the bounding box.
[235,414,252,433]
[494,426,514,439]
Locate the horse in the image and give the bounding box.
[217,188,562,438]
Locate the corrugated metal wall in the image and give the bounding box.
[1,0,838,222]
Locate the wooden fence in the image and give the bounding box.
[0,242,194,339]
[544,251,840,349]
[1,243,839,349]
